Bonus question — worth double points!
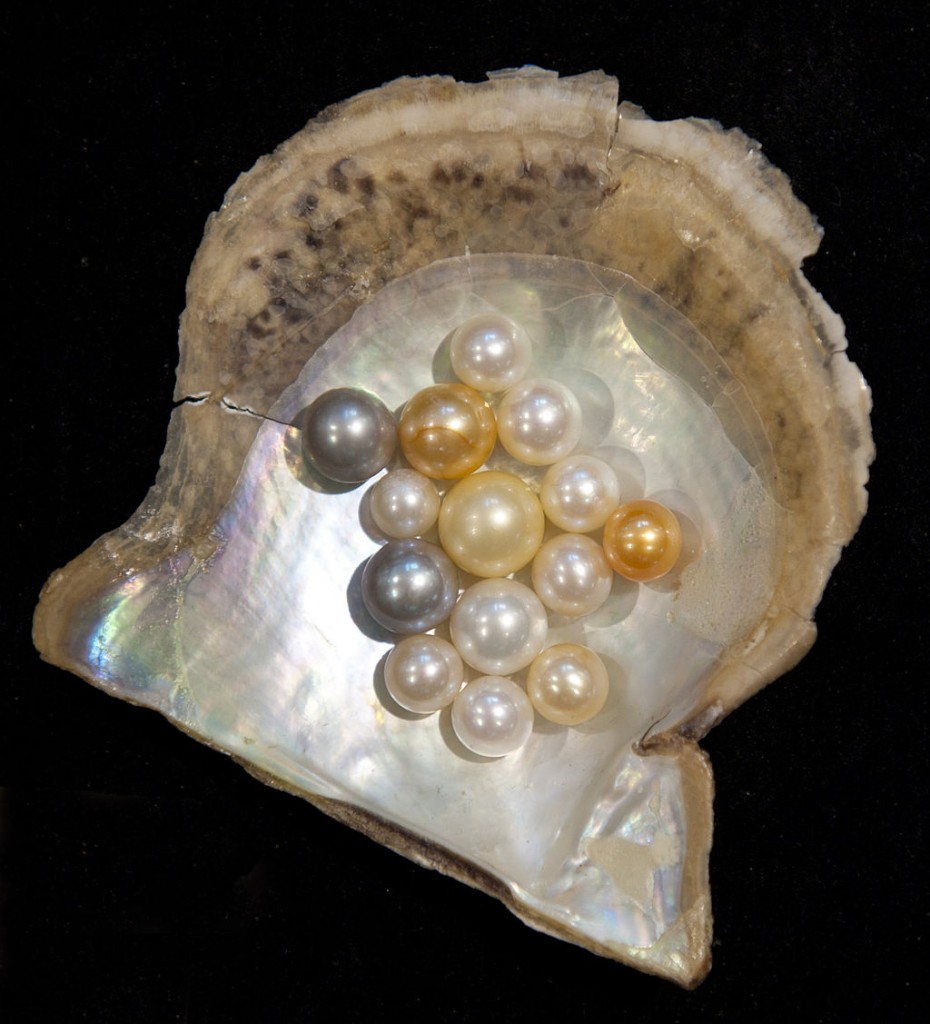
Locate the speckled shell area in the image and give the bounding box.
[34,68,872,987]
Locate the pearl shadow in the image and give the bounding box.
[430,330,459,384]
[591,444,647,501]
[643,489,705,594]
[558,367,615,450]
[371,650,423,722]
[437,704,503,764]
[283,415,365,495]
[345,558,396,643]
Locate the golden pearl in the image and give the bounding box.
[398,383,496,480]
[527,643,609,726]
[602,499,682,582]
[438,470,545,577]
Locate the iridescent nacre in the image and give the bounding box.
[34,69,873,988]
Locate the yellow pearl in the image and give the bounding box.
[398,383,496,480]
[527,643,609,726]
[603,499,682,582]
[438,470,545,577]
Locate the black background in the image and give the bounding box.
[4,2,927,1020]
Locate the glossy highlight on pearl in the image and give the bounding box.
[531,533,613,617]
[450,579,548,675]
[438,470,544,577]
[361,539,459,634]
[495,378,583,466]
[301,387,396,484]
[451,676,534,757]
[540,455,621,532]
[369,469,440,539]
[449,312,532,393]
[398,383,496,480]
[384,634,464,713]
[527,644,609,726]
[603,500,683,583]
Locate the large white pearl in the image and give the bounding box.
[452,676,534,757]
[495,378,582,466]
[449,313,532,393]
[384,634,464,713]
[369,469,441,539]
[450,579,548,675]
[531,533,613,617]
[540,455,621,532]
[527,644,609,726]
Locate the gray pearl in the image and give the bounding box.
[361,539,458,634]
[301,387,396,484]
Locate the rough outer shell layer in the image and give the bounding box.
[33,68,872,987]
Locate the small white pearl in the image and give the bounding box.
[452,676,534,757]
[449,313,532,393]
[450,579,548,675]
[527,644,609,726]
[540,455,621,532]
[384,634,464,713]
[369,469,441,539]
[495,378,582,466]
[531,533,613,617]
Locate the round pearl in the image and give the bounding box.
[301,387,396,484]
[369,469,440,539]
[450,579,548,675]
[452,676,534,757]
[361,539,458,634]
[384,634,464,713]
[398,383,496,480]
[540,455,621,532]
[531,533,613,617]
[527,644,609,726]
[603,500,683,582]
[438,470,545,577]
[449,313,532,393]
[495,378,582,466]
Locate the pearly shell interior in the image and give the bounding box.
[34,68,872,987]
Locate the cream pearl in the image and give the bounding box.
[438,470,544,577]
[452,676,534,757]
[449,313,532,393]
[531,533,613,617]
[495,378,582,466]
[527,644,609,726]
[369,469,441,539]
[450,579,548,675]
[540,455,621,532]
[384,634,464,713]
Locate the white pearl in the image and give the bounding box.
[452,676,534,757]
[540,455,621,532]
[527,644,609,726]
[531,533,613,617]
[370,469,441,539]
[449,313,532,393]
[495,378,582,466]
[384,634,464,713]
[450,579,548,675]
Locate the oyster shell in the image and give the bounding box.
[33,68,871,987]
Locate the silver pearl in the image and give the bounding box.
[361,539,459,634]
[301,387,396,484]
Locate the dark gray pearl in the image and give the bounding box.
[301,387,396,484]
[361,539,458,634]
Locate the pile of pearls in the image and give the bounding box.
[300,313,691,758]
